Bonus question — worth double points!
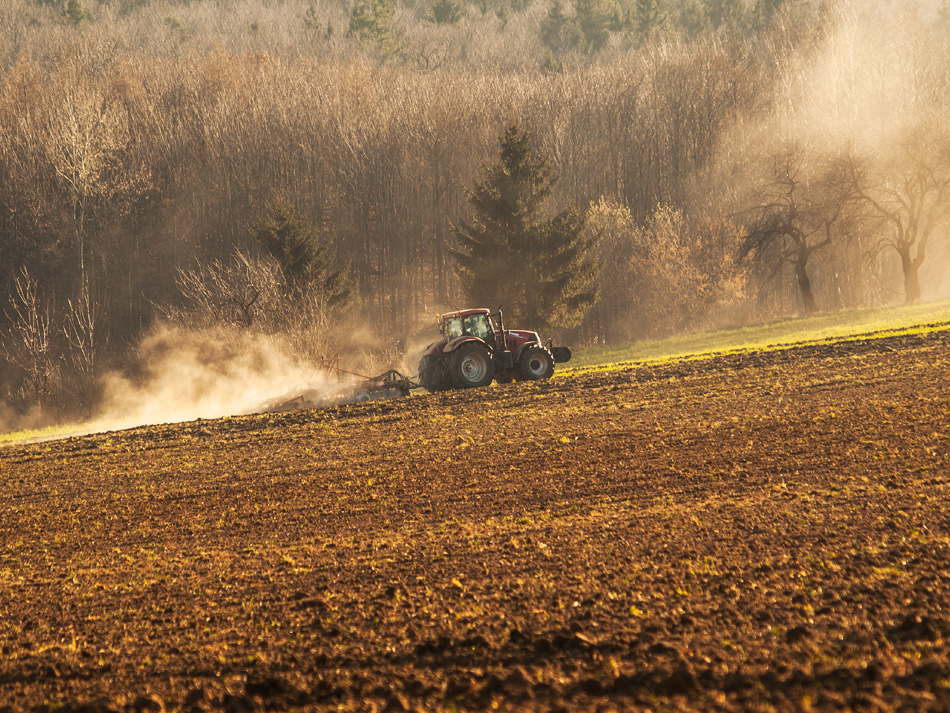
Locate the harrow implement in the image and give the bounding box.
[260,356,420,413]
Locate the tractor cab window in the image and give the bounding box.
[443,317,463,341]
[464,314,493,340]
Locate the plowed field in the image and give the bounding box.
[2,329,950,712]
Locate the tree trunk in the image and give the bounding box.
[900,249,922,303]
[795,259,817,314]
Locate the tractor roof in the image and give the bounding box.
[439,308,491,320]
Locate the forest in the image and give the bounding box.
[1,0,950,423]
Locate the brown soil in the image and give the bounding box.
[2,330,950,712]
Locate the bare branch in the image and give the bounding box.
[1,268,58,406]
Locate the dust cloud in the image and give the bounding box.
[0,314,438,444]
[2,325,338,444]
[93,325,334,431]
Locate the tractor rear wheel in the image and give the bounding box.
[450,343,495,388]
[517,346,555,380]
[418,355,450,392]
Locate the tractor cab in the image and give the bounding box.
[439,309,497,347]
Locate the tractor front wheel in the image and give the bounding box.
[517,346,555,380]
[450,343,495,388]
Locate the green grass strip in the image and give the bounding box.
[563,299,950,375]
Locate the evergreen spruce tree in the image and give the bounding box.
[752,0,785,30]
[677,0,708,36]
[250,195,354,308]
[450,124,598,330]
[66,0,91,25]
[349,0,401,59]
[706,0,746,32]
[634,0,666,39]
[575,0,616,53]
[539,0,582,56]
[429,0,464,25]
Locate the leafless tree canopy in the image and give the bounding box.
[738,143,862,314]
[2,0,950,416]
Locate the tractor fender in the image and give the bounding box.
[512,339,542,365]
[421,340,446,359]
[442,336,493,355]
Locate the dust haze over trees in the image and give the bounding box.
[1,0,950,421]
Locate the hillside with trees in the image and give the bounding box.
[2,0,950,422]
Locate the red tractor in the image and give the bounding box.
[417,308,572,390]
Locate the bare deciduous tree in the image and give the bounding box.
[64,279,102,379]
[1,269,58,408]
[740,144,859,314]
[849,123,950,303]
[170,250,284,330]
[164,249,338,360]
